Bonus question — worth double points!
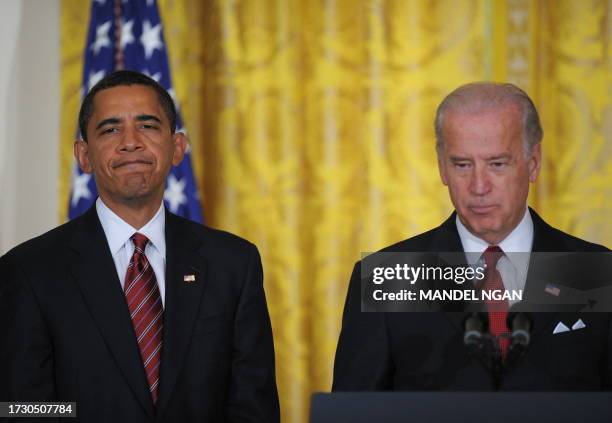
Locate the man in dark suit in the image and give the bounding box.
[333,82,611,391]
[0,71,279,422]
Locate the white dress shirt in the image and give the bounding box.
[96,197,167,306]
[456,208,534,305]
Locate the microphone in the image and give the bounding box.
[506,309,532,361]
[464,312,500,385]
[463,312,488,350]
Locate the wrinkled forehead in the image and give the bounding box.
[90,85,164,120]
[442,106,524,152]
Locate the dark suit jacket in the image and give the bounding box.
[333,208,612,391]
[0,206,279,422]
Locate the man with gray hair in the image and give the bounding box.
[333,82,610,391]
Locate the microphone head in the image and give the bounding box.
[464,312,488,332]
[506,307,533,354]
[506,308,533,333]
[463,312,488,348]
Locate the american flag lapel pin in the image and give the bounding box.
[544,283,561,296]
[184,274,196,283]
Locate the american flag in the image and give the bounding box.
[68,0,203,223]
[544,283,561,297]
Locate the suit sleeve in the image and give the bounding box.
[225,244,280,423]
[332,262,393,390]
[602,316,612,389]
[0,253,57,406]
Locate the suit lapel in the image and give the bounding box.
[156,212,207,418]
[428,213,464,254]
[522,208,559,338]
[427,213,470,331]
[69,207,155,419]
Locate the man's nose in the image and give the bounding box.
[118,127,144,152]
[469,166,492,195]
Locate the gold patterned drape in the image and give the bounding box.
[60,1,611,422]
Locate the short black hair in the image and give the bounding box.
[78,70,177,142]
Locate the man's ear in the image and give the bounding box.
[74,140,92,173]
[528,143,542,183]
[171,131,187,166]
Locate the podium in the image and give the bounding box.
[310,392,612,423]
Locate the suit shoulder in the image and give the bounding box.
[378,226,442,253]
[169,214,258,255]
[546,226,609,252]
[1,219,79,262]
[531,210,609,252]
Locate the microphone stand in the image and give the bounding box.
[463,313,501,386]
[464,312,531,388]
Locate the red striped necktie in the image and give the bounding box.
[124,233,163,404]
[482,245,510,359]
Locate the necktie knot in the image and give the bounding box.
[131,233,149,252]
[483,245,504,269]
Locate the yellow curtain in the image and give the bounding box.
[60,1,611,422]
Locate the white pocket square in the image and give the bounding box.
[553,321,570,334]
[571,319,586,330]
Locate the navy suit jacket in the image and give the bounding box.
[333,208,612,391]
[0,206,279,422]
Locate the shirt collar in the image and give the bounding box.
[456,207,534,265]
[96,197,166,257]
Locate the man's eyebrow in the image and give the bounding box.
[447,154,512,161]
[135,114,162,124]
[486,154,512,161]
[449,155,471,161]
[95,117,121,131]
